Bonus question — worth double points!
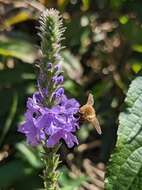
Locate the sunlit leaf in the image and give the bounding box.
[0,35,37,63]
[2,10,33,30]
[82,0,90,11]
[119,15,129,24]
[132,44,142,53]
[131,61,142,73]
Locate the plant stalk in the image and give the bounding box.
[42,146,61,190]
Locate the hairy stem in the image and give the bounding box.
[42,146,60,190]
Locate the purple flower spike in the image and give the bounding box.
[18,9,80,149]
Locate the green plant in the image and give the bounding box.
[105,77,142,190]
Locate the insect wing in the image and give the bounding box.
[92,117,102,135]
[87,93,94,106]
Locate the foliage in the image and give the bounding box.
[59,167,86,190]
[105,77,142,190]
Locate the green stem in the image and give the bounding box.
[42,145,61,190]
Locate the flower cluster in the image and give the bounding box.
[18,90,80,148]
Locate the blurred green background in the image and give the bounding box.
[0,0,142,189]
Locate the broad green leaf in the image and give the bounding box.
[0,35,37,63]
[105,77,142,190]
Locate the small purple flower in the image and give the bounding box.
[54,64,61,72]
[47,62,52,70]
[18,110,42,146]
[33,91,43,104]
[42,88,48,97]
[52,87,64,100]
[52,75,64,85]
[37,80,48,98]
[47,131,78,148]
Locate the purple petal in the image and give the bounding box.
[47,131,62,147]
[33,91,43,104]
[18,121,39,146]
[63,133,78,148]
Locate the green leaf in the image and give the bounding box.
[0,63,35,86]
[120,21,142,44]
[82,0,90,11]
[16,142,42,168]
[105,77,142,190]
[64,80,83,97]
[2,10,33,29]
[0,160,34,188]
[119,15,129,24]
[57,0,69,10]
[130,61,142,74]
[110,0,127,9]
[59,167,86,190]
[0,35,37,63]
[61,50,83,82]
[132,44,142,53]
[0,92,18,146]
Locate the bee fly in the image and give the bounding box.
[79,93,102,135]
